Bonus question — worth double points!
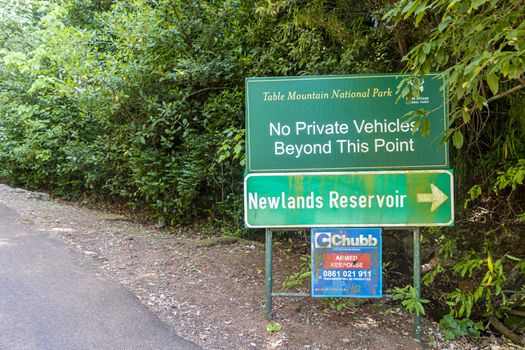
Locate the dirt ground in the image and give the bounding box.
[0,184,512,350]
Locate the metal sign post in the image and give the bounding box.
[413,227,422,340]
[265,228,273,321]
[265,228,309,321]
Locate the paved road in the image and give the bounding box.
[0,203,200,350]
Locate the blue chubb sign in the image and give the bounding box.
[311,228,382,298]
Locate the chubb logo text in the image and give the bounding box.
[315,233,378,248]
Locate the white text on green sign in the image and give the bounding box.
[244,170,454,228]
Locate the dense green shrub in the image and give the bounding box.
[0,0,394,225]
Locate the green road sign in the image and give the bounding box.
[246,74,448,172]
[244,170,454,228]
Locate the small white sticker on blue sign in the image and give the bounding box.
[311,228,382,298]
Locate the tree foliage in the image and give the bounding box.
[384,0,525,340]
[0,0,394,225]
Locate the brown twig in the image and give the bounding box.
[462,79,525,116]
[490,315,524,346]
[508,309,525,318]
[185,86,227,99]
[421,257,457,273]
[421,256,441,273]
[486,81,525,104]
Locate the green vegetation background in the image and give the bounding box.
[1,0,524,341]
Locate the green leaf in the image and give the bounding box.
[266,322,282,332]
[233,143,243,156]
[416,302,425,315]
[443,127,456,141]
[467,185,482,203]
[486,73,499,95]
[461,108,471,123]
[412,118,421,133]
[415,11,425,26]
[506,254,521,262]
[403,1,418,19]
[421,119,430,138]
[470,0,489,12]
[472,93,486,110]
[452,130,464,149]
[438,16,452,32]
[500,60,510,77]
[414,4,427,27]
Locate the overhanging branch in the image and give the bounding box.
[486,80,525,104]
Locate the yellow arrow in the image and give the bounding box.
[417,184,448,212]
